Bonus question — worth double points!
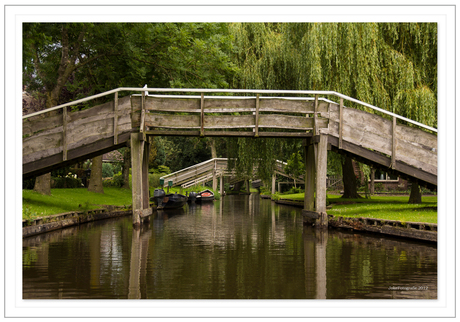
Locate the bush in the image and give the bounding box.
[51,176,82,188]
[103,172,124,187]
[149,173,168,188]
[23,177,36,190]
[102,163,114,178]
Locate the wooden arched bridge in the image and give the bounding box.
[23,88,437,227]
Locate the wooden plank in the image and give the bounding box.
[23,113,63,137]
[145,114,201,129]
[328,135,437,186]
[63,107,67,161]
[23,132,132,178]
[114,92,119,145]
[260,99,329,114]
[204,115,255,129]
[143,97,200,113]
[204,98,255,110]
[67,118,114,146]
[259,114,328,130]
[23,132,62,162]
[145,130,313,138]
[67,100,114,123]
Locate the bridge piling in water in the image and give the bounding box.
[303,134,328,228]
[131,133,152,227]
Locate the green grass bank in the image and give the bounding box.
[277,193,437,224]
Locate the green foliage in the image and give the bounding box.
[284,152,304,180]
[102,163,114,178]
[51,176,82,189]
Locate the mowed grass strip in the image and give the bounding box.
[278,193,437,224]
[23,187,133,219]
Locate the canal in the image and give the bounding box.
[23,194,437,299]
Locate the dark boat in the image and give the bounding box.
[195,189,215,203]
[187,191,199,203]
[151,189,187,210]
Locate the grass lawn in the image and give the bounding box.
[23,185,221,220]
[23,187,133,220]
[278,193,437,224]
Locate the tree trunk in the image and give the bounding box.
[209,138,217,159]
[122,145,131,189]
[33,172,51,195]
[408,180,422,204]
[88,155,104,193]
[341,156,362,198]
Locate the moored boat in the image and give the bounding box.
[195,189,215,203]
[151,189,187,210]
[187,191,199,203]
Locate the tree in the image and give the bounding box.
[88,156,104,194]
[284,152,304,188]
[228,23,437,199]
[23,23,238,192]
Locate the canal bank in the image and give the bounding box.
[22,206,133,238]
[271,195,437,243]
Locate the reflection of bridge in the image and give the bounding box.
[159,158,303,193]
[23,87,437,227]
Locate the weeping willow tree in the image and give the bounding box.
[228,22,437,200]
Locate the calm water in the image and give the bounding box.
[23,194,437,299]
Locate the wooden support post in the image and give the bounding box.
[303,134,328,227]
[200,93,205,137]
[391,116,396,169]
[220,175,224,196]
[315,133,328,227]
[272,174,276,195]
[370,168,375,195]
[142,139,150,210]
[339,97,343,149]
[140,91,146,135]
[314,94,319,135]
[62,107,67,161]
[255,94,260,137]
[212,159,217,191]
[131,133,152,227]
[114,92,119,145]
[131,133,142,227]
[304,139,315,213]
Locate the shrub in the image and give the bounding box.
[51,176,82,188]
[102,163,114,178]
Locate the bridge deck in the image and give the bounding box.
[22,88,437,189]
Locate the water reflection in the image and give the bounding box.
[23,195,437,299]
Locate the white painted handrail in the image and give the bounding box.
[23,87,437,133]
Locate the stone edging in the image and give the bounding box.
[23,207,132,238]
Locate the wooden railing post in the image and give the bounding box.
[62,107,67,161]
[200,93,205,137]
[339,97,343,149]
[114,92,119,145]
[391,116,396,169]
